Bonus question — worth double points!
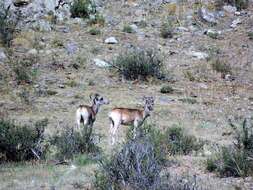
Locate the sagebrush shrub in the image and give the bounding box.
[95,136,162,190]
[0,119,48,162]
[160,20,174,39]
[70,0,96,18]
[113,48,165,81]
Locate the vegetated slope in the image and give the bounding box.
[0,0,253,189]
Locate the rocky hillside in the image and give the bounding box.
[0,0,253,189]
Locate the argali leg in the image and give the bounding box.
[111,121,120,145]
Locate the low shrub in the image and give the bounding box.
[70,0,96,19]
[50,126,99,160]
[206,118,253,177]
[0,119,48,162]
[160,18,174,39]
[95,136,162,190]
[123,25,133,33]
[112,48,166,81]
[88,13,105,26]
[160,85,174,94]
[248,32,253,40]
[12,58,37,85]
[89,27,101,35]
[211,58,231,75]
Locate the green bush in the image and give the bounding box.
[89,27,101,35]
[234,0,249,10]
[211,58,231,74]
[112,48,165,81]
[206,119,253,177]
[160,85,174,94]
[50,126,99,160]
[12,58,37,85]
[166,125,202,155]
[0,119,48,162]
[0,3,21,47]
[70,0,96,18]
[88,13,105,26]
[123,25,133,33]
[160,19,174,39]
[248,32,253,40]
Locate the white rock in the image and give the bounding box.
[27,49,38,55]
[188,51,209,59]
[93,58,110,67]
[230,18,242,28]
[130,24,138,32]
[104,37,118,44]
[176,26,189,32]
[235,11,241,16]
[0,50,7,62]
[223,5,237,13]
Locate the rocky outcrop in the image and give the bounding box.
[3,0,71,31]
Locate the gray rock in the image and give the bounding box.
[198,8,218,24]
[93,58,110,67]
[27,49,38,55]
[230,18,242,28]
[105,37,118,44]
[223,5,237,13]
[0,49,7,63]
[176,26,189,32]
[65,42,78,54]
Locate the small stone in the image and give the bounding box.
[235,11,241,16]
[93,58,110,67]
[58,84,65,88]
[104,37,118,44]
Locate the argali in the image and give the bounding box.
[108,96,155,144]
